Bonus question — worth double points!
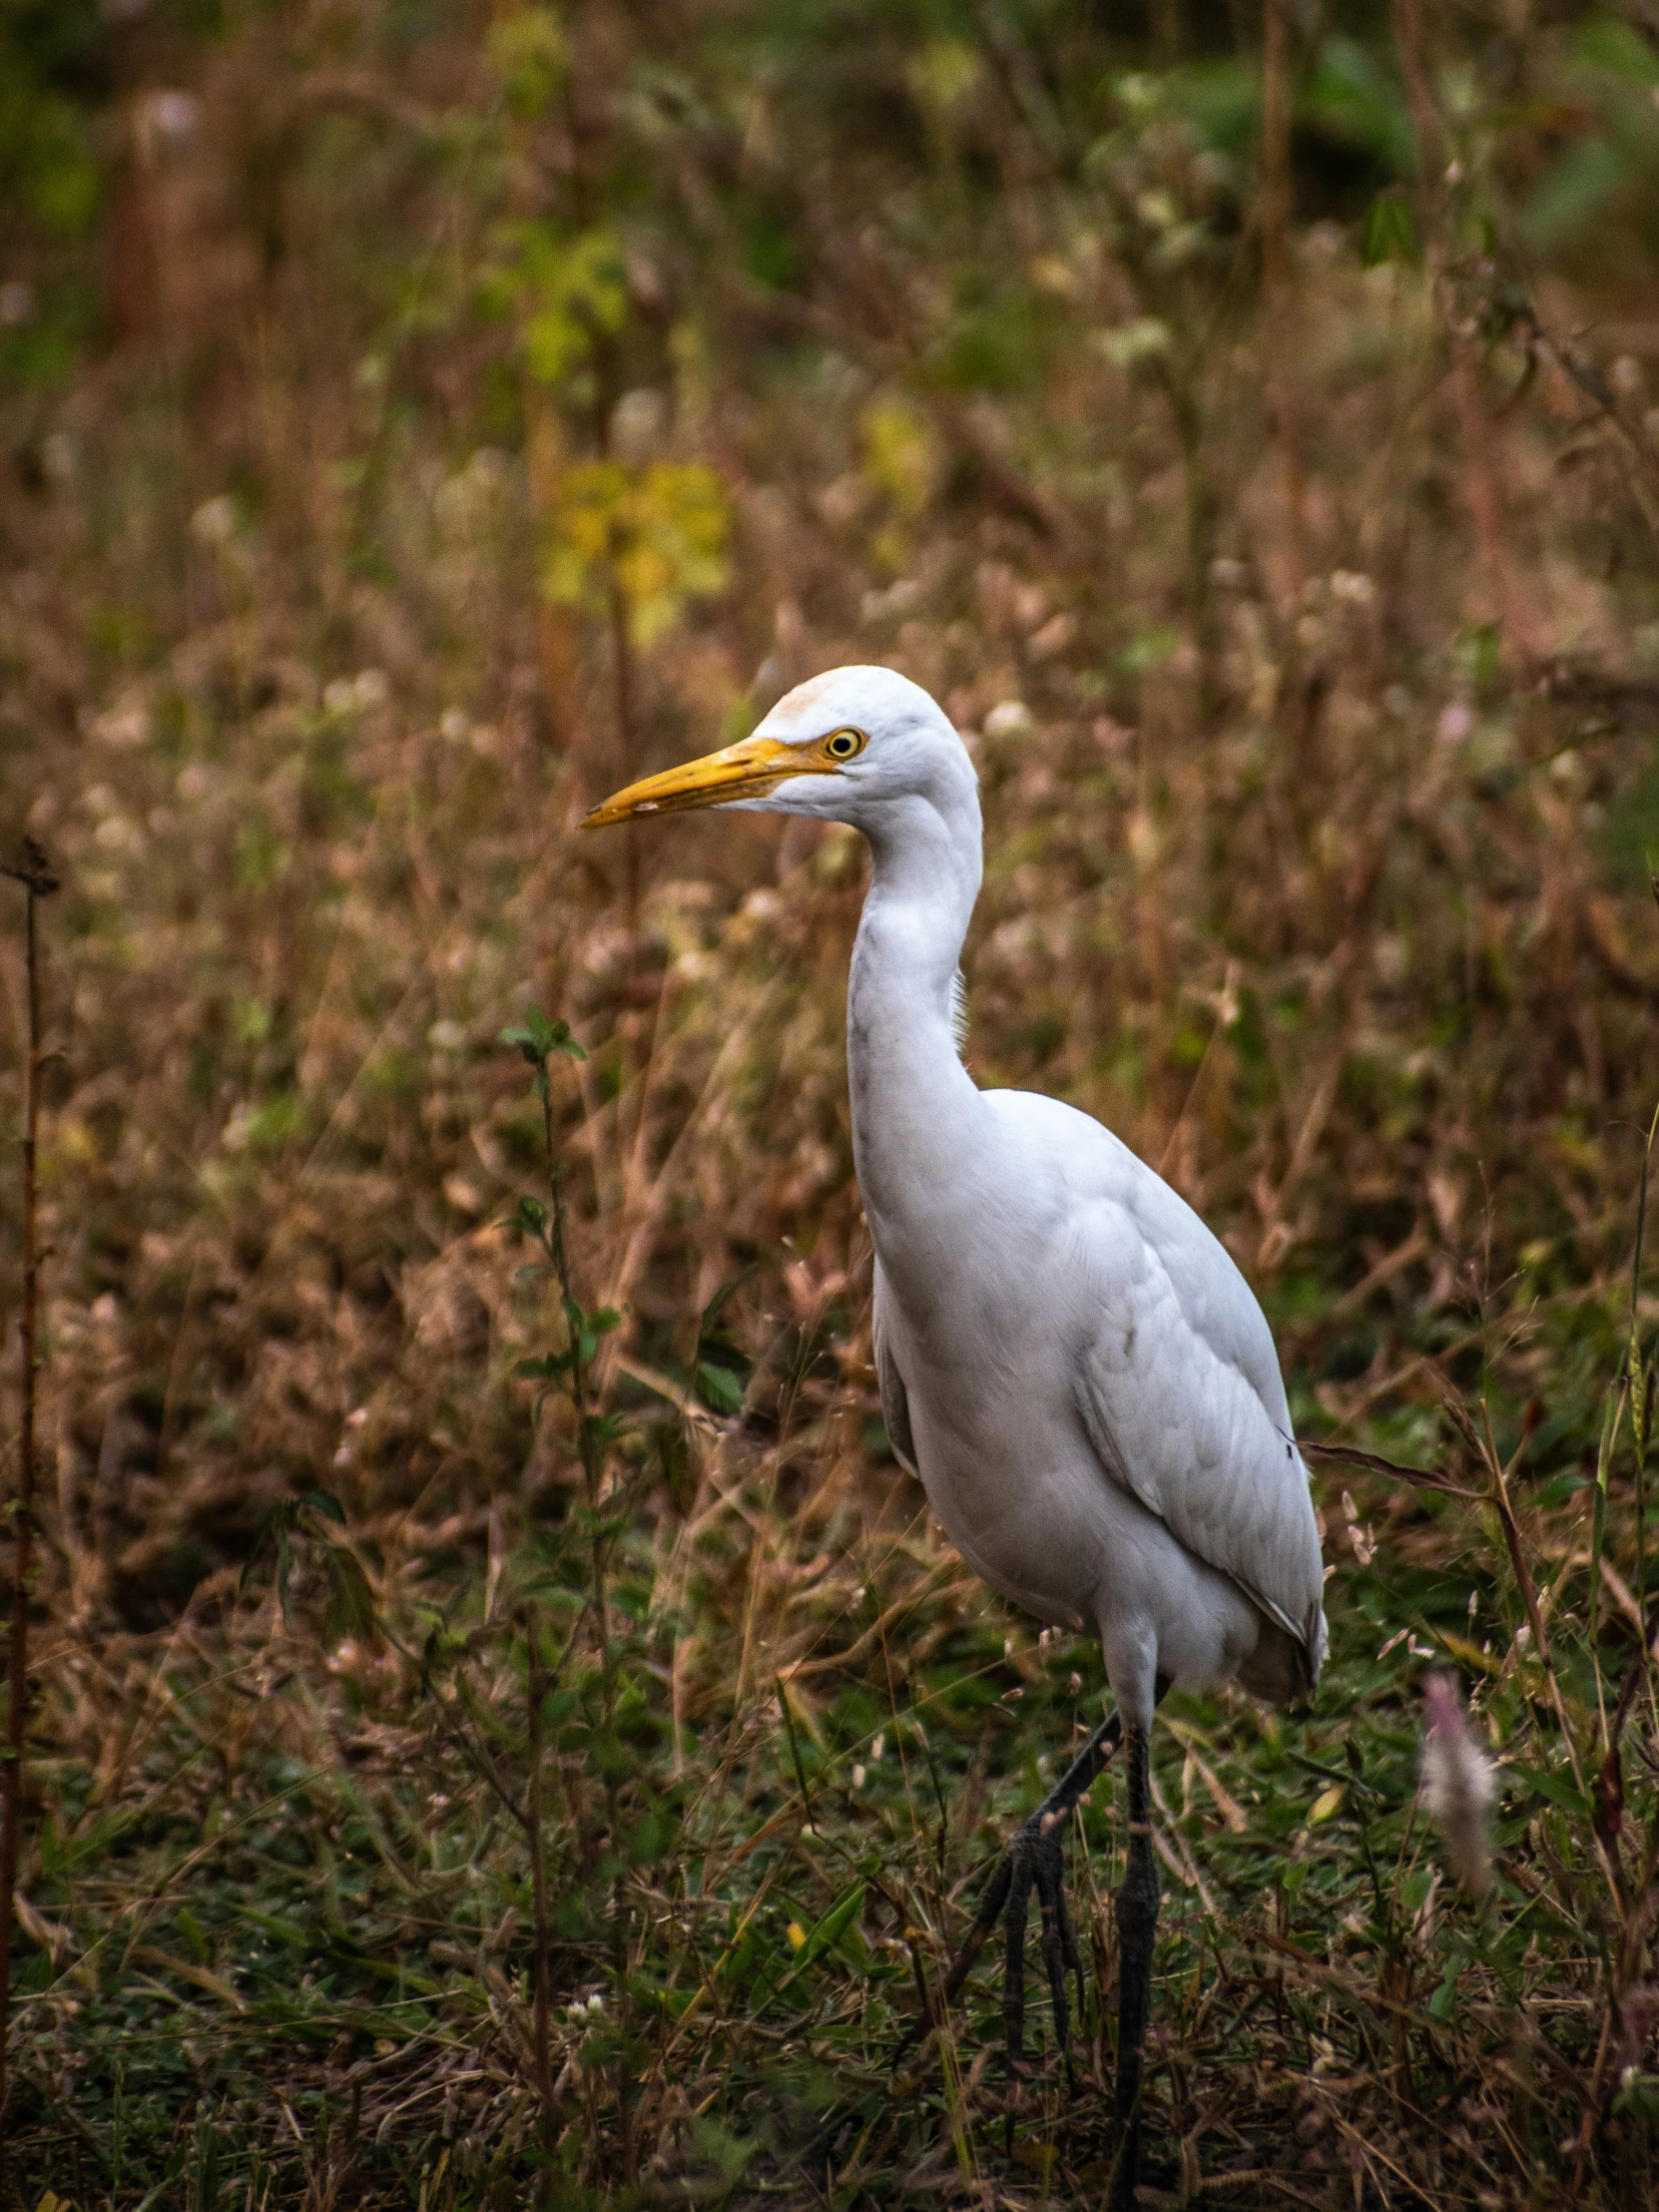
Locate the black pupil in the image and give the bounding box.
[831,734,853,756]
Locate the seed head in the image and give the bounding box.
[1420,1672,1495,1896]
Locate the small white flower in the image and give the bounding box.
[611,388,666,466]
[191,495,238,546]
[851,1764,867,1790]
[984,700,1033,742]
[144,90,200,144]
[1436,702,1472,747]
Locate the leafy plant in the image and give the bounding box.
[543,457,729,649]
[241,1488,379,1646]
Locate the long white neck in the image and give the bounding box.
[847,784,989,1302]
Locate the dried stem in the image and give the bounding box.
[1386,0,1444,234]
[1629,1098,1659,1708]
[1389,0,1539,669]
[1260,0,1307,595]
[526,1600,556,2199]
[1452,1390,1637,1924]
[608,570,640,934]
[526,397,582,751]
[0,836,58,2155]
[1483,1415,1582,1791]
[515,1013,626,2170]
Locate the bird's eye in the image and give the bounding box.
[824,728,866,762]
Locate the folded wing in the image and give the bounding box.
[989,1091,1328,1684]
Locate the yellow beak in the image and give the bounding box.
[582,734,833,829]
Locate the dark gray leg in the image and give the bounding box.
[942,1711,1122,2070]
[1110,1723,1159,2211]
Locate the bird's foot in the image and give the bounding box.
[942,1800,1083,2077]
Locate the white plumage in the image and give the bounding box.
[587,664,1327,2203]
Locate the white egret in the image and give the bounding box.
[586,666,1327,2205]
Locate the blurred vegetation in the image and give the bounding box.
[4,0,1659,2205]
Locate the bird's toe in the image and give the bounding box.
[946,1802,1088,2076]
[1027,1814,1084,2065]
[1000,1842,1037,2068]
[941,1847,1013,2003]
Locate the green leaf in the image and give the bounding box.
[781,1882,866,1982]
[517,1353,571,1382]
[485,6,569,120]
[697,1361,746,1415]
[699,1268,757,1338]
[1575,17,1659,85]
[301,1488,347,1526]
[515,227,628,388]
[1361,190,1418,269]
[501,1007,583,1065]
[1509,1762,1590,1819]
[1400,1867,1434,1917]
[1304,37,1416,178]
[1615,2070,1659,2127]
[542,459,729,647]
[581,1411,628,1454]
[323,1545,380,1647]
[241,1497,290,1594]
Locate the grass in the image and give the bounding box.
[4,1,1659,2204]
[13,1311,1659,2209]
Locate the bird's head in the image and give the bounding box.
[582,665,976,836]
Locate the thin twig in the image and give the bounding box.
[1299,1439,1476,1499]
[1260,0,1307,595]
[526,1600,557,2199]
[1454,1392,1585,1791]
[0,836,57,2158]
[1389,0,1540,666]
[1628,1098,1659,1708]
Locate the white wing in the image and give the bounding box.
[987,1091,1328,1684]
